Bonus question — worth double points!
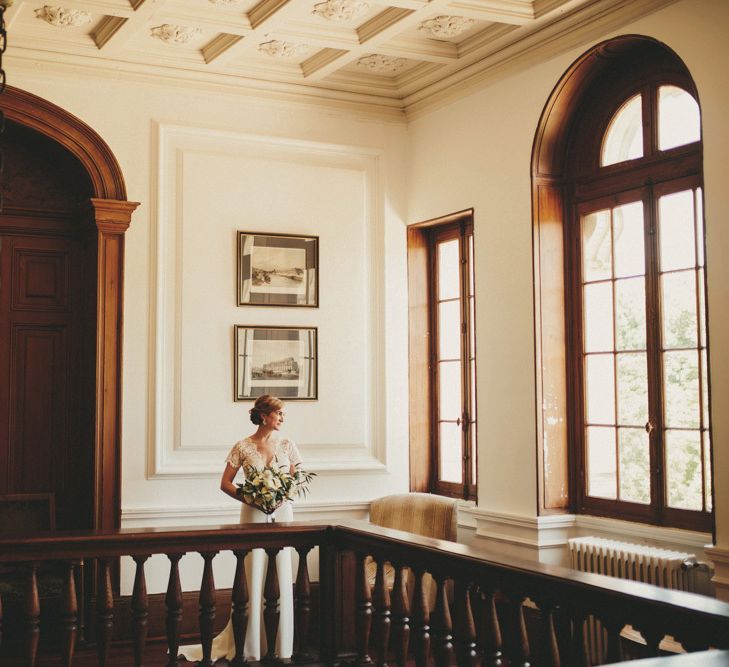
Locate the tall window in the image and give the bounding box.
[568,69,710,529]
[408,211,477,500]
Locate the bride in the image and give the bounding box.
[178,394,302,663]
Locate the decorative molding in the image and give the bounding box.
[34,5,92,27]
[418,15,474,40]
[121,499,371,525]
[312,0,369,22]
[705,546,729,602]
[208,0,240,5]
[357,54,407,74]
[258,39,307,58]
[150,123,387,477]
[150,24,202,44]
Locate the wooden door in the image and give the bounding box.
[0,231,95,530]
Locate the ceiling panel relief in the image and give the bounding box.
[8,0,678,114]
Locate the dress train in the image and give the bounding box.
[177,502,294,662]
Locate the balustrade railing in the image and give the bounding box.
[1,520,728,666]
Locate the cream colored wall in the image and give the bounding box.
[407,0,729,580]
[9,66,410,591]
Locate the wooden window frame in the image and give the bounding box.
[531,36,714,532]
[408,210,477,501]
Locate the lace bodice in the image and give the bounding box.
[225,436,303,472]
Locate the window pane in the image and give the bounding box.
[439,422,462,483]
[616,352,647,426]
[661,271,698,349]
[665,430,702,510]
[438,360,462,421]
[618,428,650,504]
[437,239,460,300]
[582,210,612,281]
[583,282,614,352]
[704,431,713,512]
[659,190,696,272]
[658,85,700,151]
[613,201,645,278]
[698,269,706,347]
[601,94,643,166]
[438,300,461,359]
[586,426,617,499]
[696,189,704,267]
[469,296,475,355]
[663,350,700,429]
[468,234,475,297]
[615,277,646,351]
[585,354,615,424]
[470,358,476,423]
[701,348,709,427]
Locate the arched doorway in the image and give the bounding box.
[0,87,138,531]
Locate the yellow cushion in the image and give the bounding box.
[369,492,458,542]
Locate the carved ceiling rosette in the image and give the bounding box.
[312,0,369,22]
[357,54,407,74]
[258,40,307,58]
[150,24,202,44]
[35,5,92,27]
[418,15,474,40]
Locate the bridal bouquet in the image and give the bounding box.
[236,463,316,517]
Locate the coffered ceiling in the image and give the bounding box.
[7,0,674,116]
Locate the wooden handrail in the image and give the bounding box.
[1,519,728,666]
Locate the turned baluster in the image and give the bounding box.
[541,603,562,667]
[508,594,530,667]
[454,579,478,667]
[292,546,313,663]
[355,552,373,665]
[61,560,80,667]
[96,559,114,667]
[374,559,392,667]
[231,549,250,667]
[480,588,503,666]
[432,574,453,667]
[132,555,150,665]
[638,624,664,657]
[199,551,218,667]
[411,569,431,667]
[567,610,589,667]
[165,554,183,667]
[390,565,410,667]
[24,562,40,667]
[262,547,282,664]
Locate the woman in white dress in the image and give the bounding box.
[179,394,302,663]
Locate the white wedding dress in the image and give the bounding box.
[178,437,302,663]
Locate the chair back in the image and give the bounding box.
[369,492,458,541]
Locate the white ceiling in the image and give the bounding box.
[7,0,675,116]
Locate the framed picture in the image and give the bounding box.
[234,325,318,401]
[237,231,318,307]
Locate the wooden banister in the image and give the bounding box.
[1,519,728,666]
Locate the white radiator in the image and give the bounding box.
[568,536,697,591]
[568,536,702,663]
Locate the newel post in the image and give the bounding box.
[88,198,140,531]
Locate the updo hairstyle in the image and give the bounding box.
[249,394,284,426]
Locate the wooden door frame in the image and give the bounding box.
[1,86,139,530]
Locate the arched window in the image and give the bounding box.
[532,36,712,531]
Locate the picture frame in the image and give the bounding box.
[237,231,319,307]
[234,325,318,401]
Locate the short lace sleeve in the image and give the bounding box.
[225,441,244,469]
[283,439,303,466]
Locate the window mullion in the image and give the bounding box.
[458,224,471,499]
[643,185,664,522]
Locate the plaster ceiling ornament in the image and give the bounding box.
[258,40,306,58]
[34,5,92,27]
[312,0,369,22]
[208,0,240,5]
[150,24,202,44]
[418,15,475,40]
[356,54,407,74]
